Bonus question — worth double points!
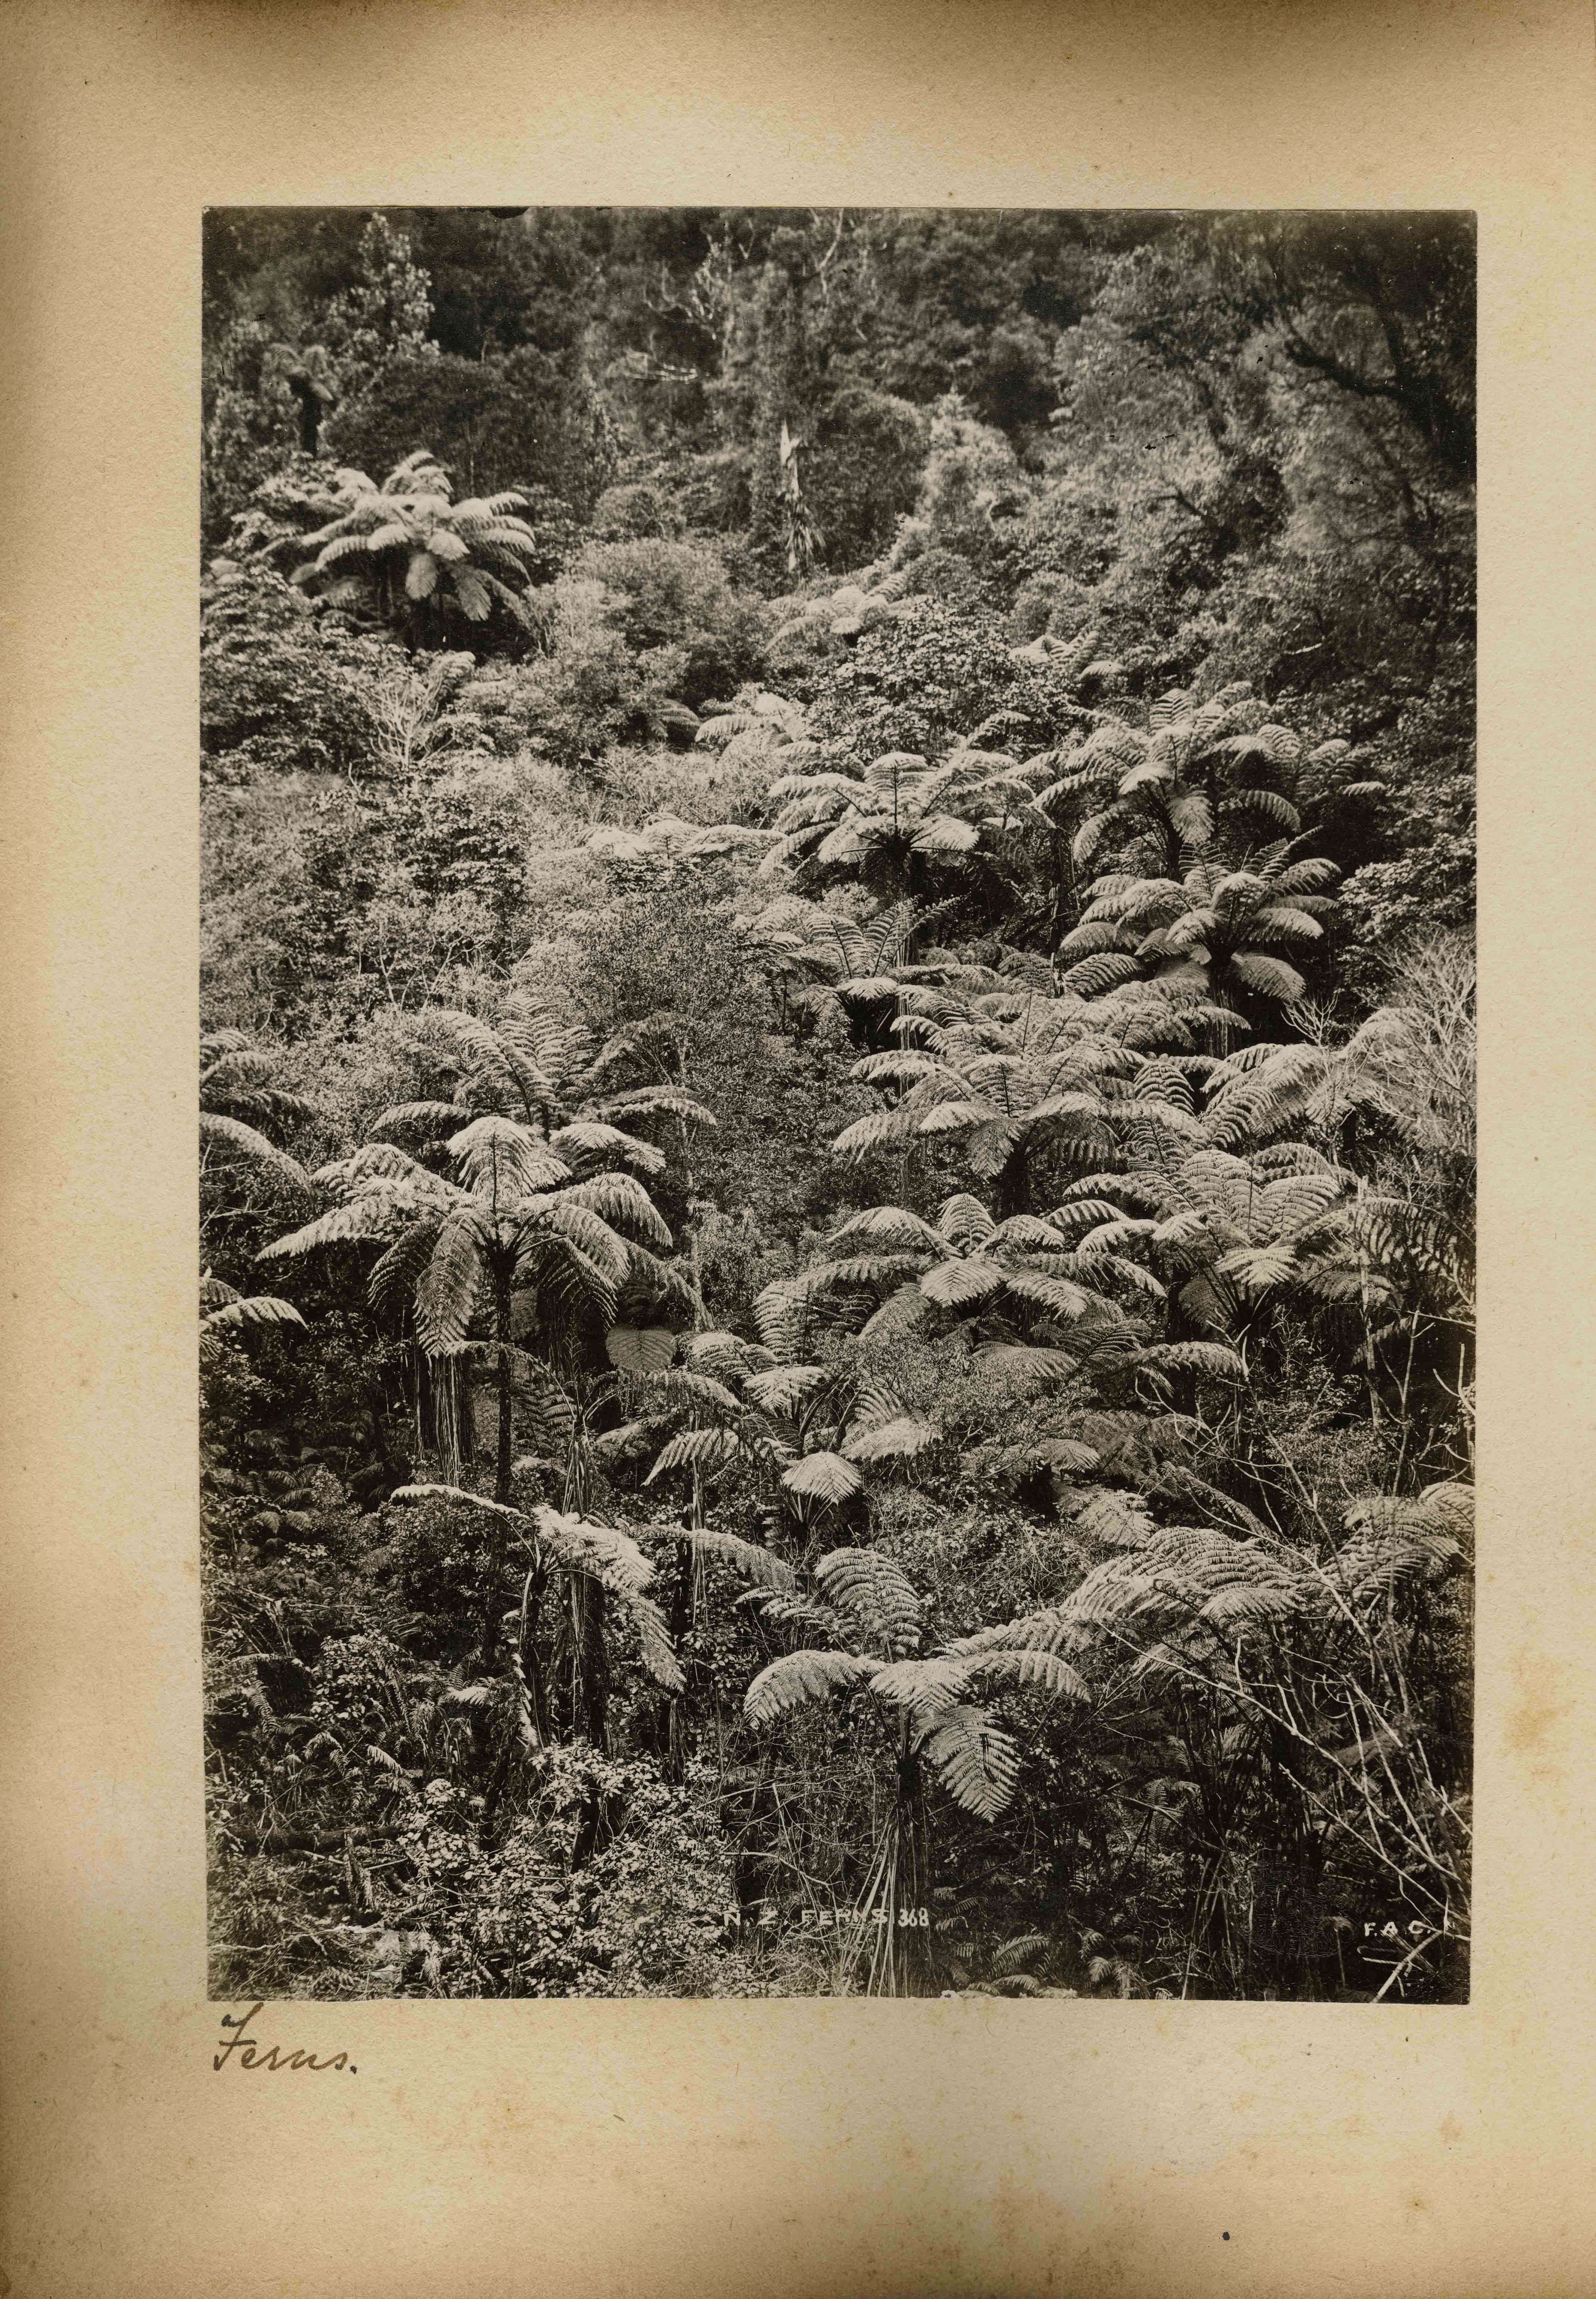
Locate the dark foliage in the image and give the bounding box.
[201,207,1474,2003]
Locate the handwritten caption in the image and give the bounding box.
[213,2002,358,2074]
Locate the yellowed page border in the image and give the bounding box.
[3,2,1592,2293]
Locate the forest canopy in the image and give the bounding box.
[201,207,1475,2003]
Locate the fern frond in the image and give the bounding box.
[919,1706,1021,1820]
[740,1588,849,1644]
[1067,1489,1158,1549]
[841,1415,941,1464]
[1225,952,1307,1002]
[450,1114,571,1204]
[1000,1270,1095,1321]
[867,1657,976,1721]
[391,1482,525,1520]
[370,1100,472,1139]
[645,1426,748,1482]
[830,1109,923,1159]
[685,1530,796,1590]
[200,1113,314,1198]
[743,1648,878,1726]
[635,1366,743,1420]
[257,1193,410,1258]
[1136,1341,1246,1382]
[859,1283,933,1342]
[812,1546,923,1656]
[603,1325,679,1375]
[744,1361,831,1416]
[414,1210,490,1354]
[992,1932,1054,1975]
[781,1452,864,1506]
[920,1256,1007,1309]
[549,1120,666,1177]
[202,1294,308,1332]
[1062,952,1145,998]
[558,1170,672,1249]
[827,1204,946,1253]
[597,1085,719,1131]
[966,1647,1090,1702]
[970,1347,1084,1409]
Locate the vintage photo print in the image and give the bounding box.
[200,205,1474,2005]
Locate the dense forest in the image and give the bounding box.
[201,207,1475,2002]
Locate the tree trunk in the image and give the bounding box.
[1049,823,1075,959]
[890,1739,939,1996]
[494,1263,514,1504]
[476,1259,516,1664]
[517,1561,550,1746]
[663,1571,691,1783]
[662,1517,696,1785]
[995,1143,1032,1221]
[577,1578,610,1751]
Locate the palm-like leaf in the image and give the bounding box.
[744,1648,879,1726]
[288,458,540,636]
[814,1547,923,1657]
[201,1292,307,1333]
[918,1707,1022,1820]
[200,1112,314,1199]
[782,1451,864,1506]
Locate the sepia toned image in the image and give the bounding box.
[200,205,1475,2005]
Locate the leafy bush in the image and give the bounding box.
[806,596,1084,767]
[201,756,532,1032]
[805,385,929,571]
[574,536,768,706]
[201,562,383,782]
[590,481,682,540]
[507,577,687,767]
[465,1756,747,1997]
[203,320,309,543]
[324,345,616,520]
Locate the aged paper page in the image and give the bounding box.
[2,0,1592,2292]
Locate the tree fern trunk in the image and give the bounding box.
[1049,822,1075,958]
[494,1263,514,1504]
[476,1259,516,1664]
[516,1560,550,1747]
[892,1742,939,1996]
[662,1531,694,1785]
[663,1473,704,1783]
[995,1144,1031,1221]
[578,1578,610,1751]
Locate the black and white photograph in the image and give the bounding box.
[200,205,1476,2005]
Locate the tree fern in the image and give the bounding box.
[262,1056,686,1670]
[288,456,543,643]
[841,1414,941,1464]
[781,1451,864,1506]
[744,1646,879,1725]
[918,1707,1022,1821]
[813,1546,924,1658]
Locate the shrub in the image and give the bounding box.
[805,596,1084,766]
[805,385,929,572]
[910,393,1028,571]
[200,562,383,782]
[574,537,768,706]
[590,481,682,540]
[507,577,687,767]
[324,346,617,520]
[202,320,306,543]
[679,446,754,534]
